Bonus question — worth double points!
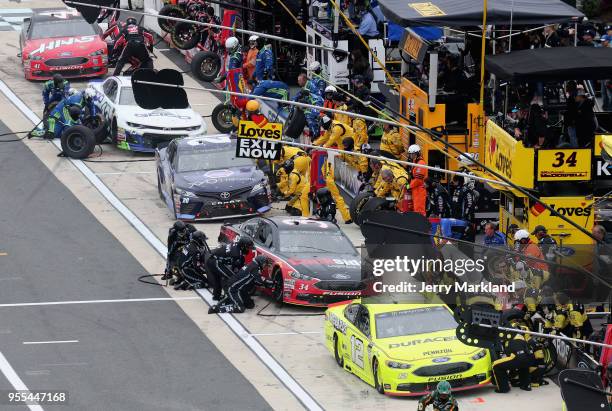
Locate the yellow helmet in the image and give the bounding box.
[246,100,260,113]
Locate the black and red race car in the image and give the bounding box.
[219,216,366,307]
[20,9,108,80]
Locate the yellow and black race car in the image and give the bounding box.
[324,300,492,396]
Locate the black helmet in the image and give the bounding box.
[191,231,207,246]
[68,105,81,120]
[185,223,197,233]
[342,137,354,151]
[206,6,215,15]
[126,17,137,26]
[52,73,64,88]
[254,254,271,267]
[173,221,186,231]
[282,158,294,173]
[238,236,254,252]
[316,187,333,205]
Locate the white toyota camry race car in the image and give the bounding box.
[87,76,207,152]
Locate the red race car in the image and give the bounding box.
[19,9,108,80]
[219,216,366,307]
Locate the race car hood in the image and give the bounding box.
[24,35,106,59]
[174,166,264,194]
[380,329,480,362]
[121,107,203,129]
[284,254,362,281]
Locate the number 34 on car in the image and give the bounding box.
[324,301,492,396]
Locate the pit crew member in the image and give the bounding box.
[417,381,459,411]
[175,231,208,291]
[112,17,154,76]
[205,236,254,300]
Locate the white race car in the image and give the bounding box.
[87,76,207,152]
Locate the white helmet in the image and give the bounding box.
[324,85,336,93]
[68,88,78,96]
[225,36,239,51]
[408,144,421,154]
[321,115,332,129]
[84,87,96,99]
[309,61,321,71]
[514,229,530,241]
[248,35,259,42]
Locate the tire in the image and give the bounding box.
[111,119,118,144]
[271,269,284,304]
[211,104,235,134]
[373,358,384,394]
[349,190,375,226]
[157,4,186,33]
[333,334,344,367]
[60,125,95,159]
[283,107,306,139]
[82,113,107,144]
[191,51,222,82]
[171,22,200,50]
[543,343,558,375]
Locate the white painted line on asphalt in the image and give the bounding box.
[0,351,44,411]
[0,277,22,281]
[0,79,324,411]
[249,331,322,336]
[0,297,201,308]
[23,340,79,345]
[95,171,154,175]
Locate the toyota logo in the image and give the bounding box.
[219,192,231,200]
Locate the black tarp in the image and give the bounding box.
[379,0,583,27]
[485,47,612,82]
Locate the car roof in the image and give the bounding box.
[176,135,234,152]
[31,11,86,23]
[262,216,342,232]
[364,303,447,315]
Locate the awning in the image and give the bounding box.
[378,0,583,27]
[485,47,612,82]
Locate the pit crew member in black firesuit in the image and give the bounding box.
[417,380,459,410]
[112,17,154,76]
[174,231,209,291]
[425,177,452,218]
[162,221,190,281]
[208,255,274,314]
[205,236,254,300]
[492,326,533,393]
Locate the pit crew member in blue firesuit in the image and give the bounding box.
[33,88,96,139]
[174,231,209,291]
[208,255,274,314]
[294,78,323,137]
[417,381,459,410]
[251,79,290,101]
[307,61,326,97]
[42,74,70,115]
[255,38,274,82]
[162,221,190,281]
[205,236,254,300]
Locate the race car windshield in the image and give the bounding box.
[177,150,254,172]
[119,87,137,105]
[375,306,457,339]
[30,20,97,40]
[278,231,356,254]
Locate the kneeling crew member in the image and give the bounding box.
[492,330,532,393]
[418,381,459,411]
[279,156,310,216]
[209,255,274,314]
[315,116,354,148]
[205,236,254,300]
[175,231,208,290]
[163,221,190,281]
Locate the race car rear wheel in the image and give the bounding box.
[60,125,96,159]
[157,4,186,33]
[333,334,344,367]
[373,358,385,394]
[350,190,375,226]
[271,268,284,303]
[211,103,235,134]
[191,51,221,82]
[82,113,107,144]
[171,22,200,50]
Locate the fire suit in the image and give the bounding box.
[427,184,452,218]
[280,155,310,216]
[314,121,354,148]
[274,147,307,193]
[352,118,369,149]
[112,24,154,75]
[42,79,70,110]
[380,127,404,159]
[450,185,475,222]
[417,391,459,411]
[226,49,243,71]
[176,241,207,288]
[321,159,351,222]
[374,163,410,201]
[251,80,289,101]
[295,90,323,137]
[255,45,274,82]
[306,78,325,97]
[492,334,532,392]
[165,226,190,278]
[210,259,273,313]
[243,46,258,81]
[339,147,368,173]
[333,103,351,125]
[205,242,247,300]
[409,156,428,216]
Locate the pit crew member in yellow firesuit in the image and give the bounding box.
[314,115,355,148]
[339,137,368,174]
[279,155,310,216]
[273,145,307,195]
[492,326,532,393]
[320,156,352,223]
[380,122,404,159]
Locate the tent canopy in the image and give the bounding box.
[485,48,612,82]
[378,0,583,27]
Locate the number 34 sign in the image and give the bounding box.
[537,149,591,181]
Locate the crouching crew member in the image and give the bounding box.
[205,236,254,300]
[492,330,532,393]
[175,231,208,291]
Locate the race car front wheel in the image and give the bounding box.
[211,104,235,134]
[271,269,284,304]
[158,4,186,33]
[82,113,107,144]
[60,125,96,159]
[191,51,221,82]
[333,334,344,367]
[372,358,385,394]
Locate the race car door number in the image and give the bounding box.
[350,335,364,369]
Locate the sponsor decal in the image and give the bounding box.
[236,120,283,160]
[427,374,463,382]
[219,191,231,200]
[423,349,452,356]
[549,203,592,217]
[134,111,192,120]
[597,160,612,178]
[329,313,347,334]
[389,336,457,349]
[332,273,351,280]
[54,65,83,70]
[322,291,361,296]
[432,357,451,363]
[204,169,234,178]
[29,36,96,56]
[408,2,446,17]
[537,149,591,181]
